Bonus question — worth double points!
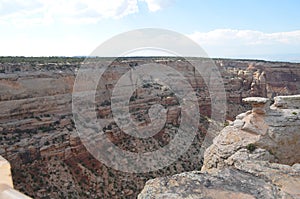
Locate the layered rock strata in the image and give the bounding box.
[138,95,300,199]
[0,57,300,198]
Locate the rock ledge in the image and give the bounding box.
[138,95,300,199]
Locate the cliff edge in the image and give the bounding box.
[138,94,300,199]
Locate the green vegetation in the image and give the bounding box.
[223,120,230,127]
[292,112,297,115]
[100,100,111,106]
[246,143,257,152]
[130,95,136,101]
[0,56,84,64]
[38,126,54,132]
[142,82,152,88]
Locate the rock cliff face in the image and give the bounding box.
[138,95,300,199]
[0,57,300,198]
[202,95,300,171]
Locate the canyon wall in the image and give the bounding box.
[138,95,300,199]
[0,57,299,198]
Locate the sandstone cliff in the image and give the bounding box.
[0,57,300,198]
[138,95,300,199]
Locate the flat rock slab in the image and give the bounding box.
[138,168,291,199]
[243,97,269,104]
[274,95,300,109]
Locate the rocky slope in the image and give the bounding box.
[0,57,300,198]
[138,95,300,199]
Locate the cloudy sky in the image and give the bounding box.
[1,0,300,61]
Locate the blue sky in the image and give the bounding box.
[0,0,300,61]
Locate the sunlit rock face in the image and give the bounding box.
[139,95,300,199]
[202,95,300,172]
[0,57,300,198]
[0,155,13,188]
[138,168,299,199]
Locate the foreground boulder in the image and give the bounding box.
[138,95,300,199]
[138,168,298,199]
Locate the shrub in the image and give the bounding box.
[130,95,136,101]
[100,100,111,106]
[224,121,230,127]
[246,143,256,152]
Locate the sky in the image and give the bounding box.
[0,0,300,61]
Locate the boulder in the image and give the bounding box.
[138,168,293,199]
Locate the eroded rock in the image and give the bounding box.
[203,95,300,171]
[138,168,293,199]
[140,95,300,199]
[1,58,300,198]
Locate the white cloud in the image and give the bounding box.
[0,33,98,56]
[0,0,171,25]
[139,0,174,12]
[189,29,300,46]
[188,29,300,58]
[0,0,139,25]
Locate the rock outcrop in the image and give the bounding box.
[0,155,32,199]
[0,155,13,188]
[138,168,298,199]
[138,95,300,199]
[1,57,300,198]
[202,95,300,171]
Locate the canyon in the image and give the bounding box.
[0,57,300,198]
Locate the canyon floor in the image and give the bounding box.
[0,57,299,198]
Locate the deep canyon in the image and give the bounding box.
[0,57,300,198]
